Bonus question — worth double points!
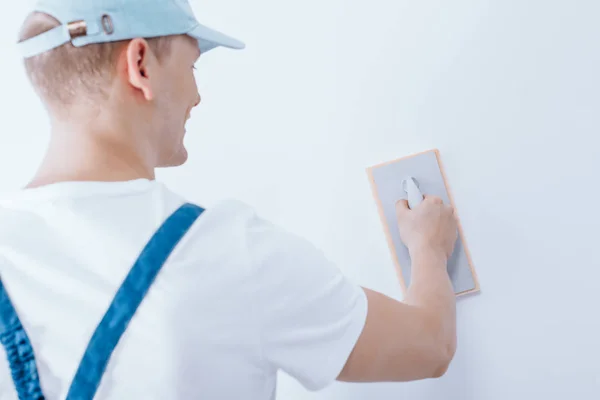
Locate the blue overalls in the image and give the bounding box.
[0,203,204,400]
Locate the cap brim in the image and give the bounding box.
[187,23,245,54]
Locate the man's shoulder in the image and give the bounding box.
[173,195,308,268]
[164,196,267,256]
[185,197,258,231]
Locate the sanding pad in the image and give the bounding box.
[366,149,479,297]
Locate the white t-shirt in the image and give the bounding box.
[0,179,368,399]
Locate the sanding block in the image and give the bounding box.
[367,149,479,297]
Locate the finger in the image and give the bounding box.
[424,194,443,204]
[395,199,410,216]
[442,204,454,216]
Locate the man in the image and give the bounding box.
[0,0,458,399]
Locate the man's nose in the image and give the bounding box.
[193,93,201,107]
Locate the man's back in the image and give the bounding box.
[0,179,368,399]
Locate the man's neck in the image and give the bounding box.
[27,129,155,189]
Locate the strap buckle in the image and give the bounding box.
[67,20,87,39]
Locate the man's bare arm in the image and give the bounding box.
[338,196,458,382]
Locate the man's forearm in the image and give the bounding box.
[404,248,457,373]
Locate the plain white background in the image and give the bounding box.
[1,0,599,399]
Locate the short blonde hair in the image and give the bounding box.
[18,12,174,106]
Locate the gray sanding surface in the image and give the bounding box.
[369,150,477,295]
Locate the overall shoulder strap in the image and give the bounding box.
[66,202,205,400]
[0,280,45,400]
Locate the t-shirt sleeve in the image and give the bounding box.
[244,212,368,391]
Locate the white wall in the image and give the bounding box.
[2,0,599,399]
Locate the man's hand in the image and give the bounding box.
[396,195,458,262]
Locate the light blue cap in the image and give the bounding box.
[18,0,245,58]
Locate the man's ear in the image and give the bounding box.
[125,38,156,101]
